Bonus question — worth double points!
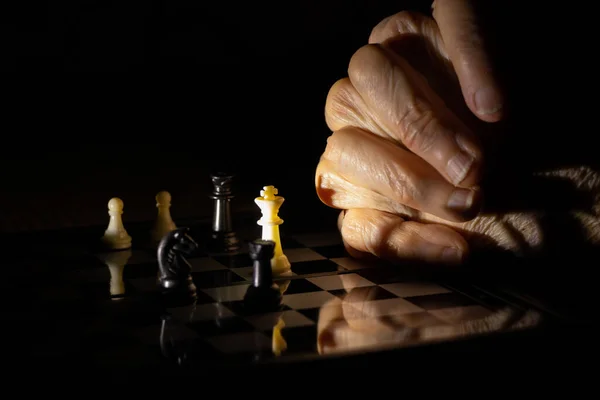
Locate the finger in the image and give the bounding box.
[337,210,377,260]
[348,43,482,188]
[339,208,468,265]
[317,127,481,221]
[432,0,504,122]
[367,11,475,126]
[324,77,388,136]
[369,11,445,55]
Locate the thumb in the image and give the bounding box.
[432,0,504,122]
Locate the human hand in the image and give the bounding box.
[429,0,504,122]
[316,7,495,264]
[315,7,600,264]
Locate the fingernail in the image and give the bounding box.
[447,188,475,213]
[441,247,463,263]
[474,86,503,115]
[447,151,473,185]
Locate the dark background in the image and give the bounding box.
[2,1,433,232]
[2,1,592,233]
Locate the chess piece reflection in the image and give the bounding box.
[278,279,291,295]
[157,227,198,306]
[272,316,287,356]
[255,185,291,275]
[97,249,132,298]
[101,197,132,250]
[159,302,197,366]
[151,191,177,246]
[270,280,290,356]
[208,172,240,254]
[243,240,282,313]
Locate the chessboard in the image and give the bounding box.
[9,211,561,375]
[6,174,586,378]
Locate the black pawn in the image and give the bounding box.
[208,172,240,254]
[244,240,282,312]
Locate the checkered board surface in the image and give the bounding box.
[21,219,548,369]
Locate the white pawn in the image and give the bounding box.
[151,191,176,245]
[97,249,132,298]
[101,197,132,250]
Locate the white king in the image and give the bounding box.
[255,185,291,275]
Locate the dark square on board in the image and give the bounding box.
[404,292,479,310]
[291,259,344,275]
[281,278,323,295]
[192,270,246,289]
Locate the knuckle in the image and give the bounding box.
[322,128,346,158]
[348,44,385,83]
[390,168,421,207]
[389,11,424,34]
[325,78,359,130]
[342,209,391,257]
[370,11,427,42]
[397,100,438,153]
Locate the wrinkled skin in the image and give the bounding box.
[315,8,600,266]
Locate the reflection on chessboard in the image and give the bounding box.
[49,228,546,367]
[154,269,543,364]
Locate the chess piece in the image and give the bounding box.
[159,302,197,366]
[243,239,282,312]
[254,185,291,275]
[151,191,177,245]
[157,227,198,306]
[97,249,132,298]
[208,172,240,253]
[101,197,132,250]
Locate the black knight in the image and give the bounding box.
[157,227,198,304]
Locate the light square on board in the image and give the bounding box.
[308,273,374,291]
[285,248,327,263]
[202,284,250,302]
[380,282,451,298]
[206,331,272,354]
[340,286,397,302]
[188,302,236,322]
[283,291,338,310]
[232,267,253,281]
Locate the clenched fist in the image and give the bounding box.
[315,5,600,266]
